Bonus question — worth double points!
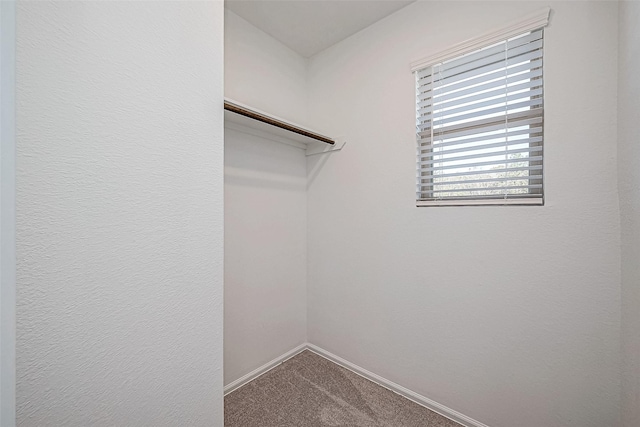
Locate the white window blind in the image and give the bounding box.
[415,28,544,206]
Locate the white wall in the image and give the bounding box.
[618,2,640,426]
[225,9,309,126]
[0,1,16,425]
[224,128,307,385]
[306,2,621,427]
[15,2,224,426]
[224,7,309,386]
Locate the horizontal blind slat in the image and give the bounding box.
[418,166,543,182]
[418,69,543,110]
[419,134,543,156]
[418,193,543,202]
[420,87,543,124]
[421,155,543,172]
[435,30,542,75]
[418,145,543,166]
[426,98,543,128]
[430,43,506,76]
[434,38,542,83]
[418,165,542,179]
[423,184,543,195]
[418,78,542,115]
[430,49,542,90]
[419,115,543,144]
[414,29,542,83]
[418,59,542,101]
[418,165,543,180]
[419,175,541,187]
[418,107,543,137]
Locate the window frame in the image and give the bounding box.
[411,8,551,207]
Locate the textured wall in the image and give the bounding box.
[306,2,621,426]
[224,8,309,386]
[16,2,224,425]
[619,2,640,426]
[1,1,17,425]
[224,128,307,386]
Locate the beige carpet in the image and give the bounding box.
[224,350,462,426]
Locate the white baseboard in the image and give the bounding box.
[306,344,490,427]
[223,343,307,395]
[307,344,489,427]
[224,342,490,427]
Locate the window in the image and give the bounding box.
[414,15,548,206]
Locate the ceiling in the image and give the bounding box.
[225,0,416,58]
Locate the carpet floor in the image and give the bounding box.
[224,350,463,426]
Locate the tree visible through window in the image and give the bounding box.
[415,29,544,206]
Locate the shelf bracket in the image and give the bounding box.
[305,139,346,156]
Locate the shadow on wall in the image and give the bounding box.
[225,127,307,191]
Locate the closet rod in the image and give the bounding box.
[224,101,335,145]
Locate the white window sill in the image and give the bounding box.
[417,198,544,207]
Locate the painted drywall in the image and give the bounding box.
[225,0,415,58]
[224,8,310,386]
[225,9,309,127]
[15,2,224,426]
[306,2,621,426]
[618,2,640,426]
[0,1,16,425]
[224,128,307,386]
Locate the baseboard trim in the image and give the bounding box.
[306,344,490,427]
[223,343,307,395]
[224,342,489,427]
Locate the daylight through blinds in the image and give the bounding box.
[416,29,544,205]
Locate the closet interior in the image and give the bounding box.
[222,2,631,427]
[223,95,340,388]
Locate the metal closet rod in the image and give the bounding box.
[224,101,335,145]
